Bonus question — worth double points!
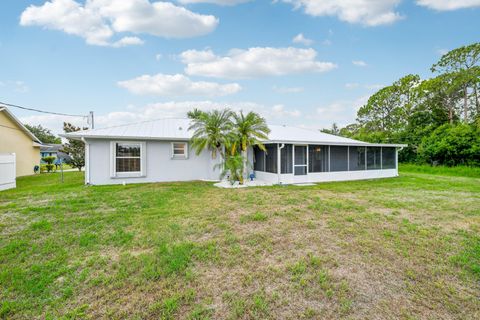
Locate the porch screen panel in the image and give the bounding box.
[308,145,329,172]
[265,144,278,173]
[253,146,265,171]
[281,144,293,174]
[330,146,348,172]
[382,147,396,169]
[367,147,381,170]
[349,146,366,171]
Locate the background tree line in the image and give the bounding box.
[326,42,480,166]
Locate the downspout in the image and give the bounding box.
[278,143,285,185]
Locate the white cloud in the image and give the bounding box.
[20,0,218,47]
[292,33,314,46]
[436,48,449,55]
[111,36,144,47]
[20,101,302,134]
[180,47,337,79]
[352,60,367,67]
[321,39,332,46]
[155,53,162,61]
[177,0,251,5]
[272,86,304,93]
[117,73,242,97]
[345,82,359,89]
[315,95,369,127]
[20,114,88,136]
[417,0,480,10]
[0,80,29,93]
[345,83,384,90]
[364,84,384,90]
[280,0,403,26]
[271,104,302,117]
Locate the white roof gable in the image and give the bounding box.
[62,118,405,147]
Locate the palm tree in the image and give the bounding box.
[233,111,270,180]
[187,108,206,120]
[188,109,234,159]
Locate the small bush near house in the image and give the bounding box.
[41,156,56,173]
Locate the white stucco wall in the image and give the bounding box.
[85,139,221,185]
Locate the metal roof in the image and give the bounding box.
[40,144,63,152]
[61,117,406,147]
[0,106,42,144]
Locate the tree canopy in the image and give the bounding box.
[329,42,480,166]
[24,124,61,144]
[62,122,87,171]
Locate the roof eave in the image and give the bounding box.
[264,140,407,147]
[60,133,192,141]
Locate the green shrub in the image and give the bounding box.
[41,156,56,173]
[417,123,480,166]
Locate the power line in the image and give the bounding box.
[0,123,22,131]
[0,101,87,118]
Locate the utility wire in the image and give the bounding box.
[0,123,22,131]
[0,101,87,118]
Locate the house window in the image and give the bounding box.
[172,142,188,159]
[116,143,141,173]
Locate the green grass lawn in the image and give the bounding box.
[1,167,479,319]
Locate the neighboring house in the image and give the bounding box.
[40,144,71,163]
[0,106,42,177]
[62,118,406,186]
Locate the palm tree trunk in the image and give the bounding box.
[241,148,247,184]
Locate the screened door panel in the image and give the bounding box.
[280,144,293,174]
[294,166,307,175]
[294,145,307,175]
[330,146,348,172]
[294,146,307,165]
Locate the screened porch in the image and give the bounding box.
[252,144,398,184]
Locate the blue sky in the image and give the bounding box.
[1,0,479,133]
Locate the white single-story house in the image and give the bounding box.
[62,118,406,186]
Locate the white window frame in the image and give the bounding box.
[110,141,146,178]
[171,142,188,159]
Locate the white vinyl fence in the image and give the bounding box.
[0,153,16,191]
